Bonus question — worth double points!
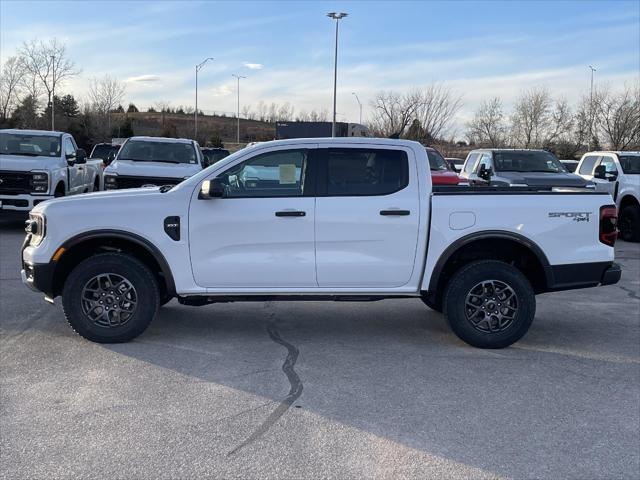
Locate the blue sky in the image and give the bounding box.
[1,0,638,129]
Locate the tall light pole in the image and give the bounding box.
[352,92,362,124]
[588,65,597,148]
[232,74,246,143]
[50,55,56,131]
[195,57,214,140]
[327,12,348,137]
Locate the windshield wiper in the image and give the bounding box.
[1,151,41,157]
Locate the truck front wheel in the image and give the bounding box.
[62,253,159,343]
[443,260,535,349]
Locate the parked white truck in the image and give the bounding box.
[21,138,621,348]
[103,136,204,190]
[0,129,103,215]
[575,151,640,242]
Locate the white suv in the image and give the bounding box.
[575,151,640,242]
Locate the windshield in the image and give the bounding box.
[618,155,640,174]
[203,149,230,163]
[427,150,448,171]
[91,144,119,159]
[494,151,566,173]
[0,133,61,158]
[117,140,197,164]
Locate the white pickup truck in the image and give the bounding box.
[103,136,204,190]
[21,138,621,348]
[575,151,640,242]
[0,129,103,215]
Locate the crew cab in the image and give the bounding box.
[21,138,620,349]
[0,129,102,215]
[460,149,593,189]
[575,151,640,242]
[103,136,203,190]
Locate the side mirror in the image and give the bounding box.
[198,179,225,199]
[478,164,493,181]
[75,148,87,164]
[104,150,116,166]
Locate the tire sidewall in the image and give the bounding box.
[445,261,536,348]
[620,205,640,242]
[62,254,159,343]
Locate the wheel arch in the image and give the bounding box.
[52,230,176,298]
[425,231,550,307]
[619,193,639,210]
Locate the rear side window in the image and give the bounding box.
[326,148,408,196]
[463,153,480,174]
[579,156,599,175]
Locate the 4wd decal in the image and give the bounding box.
[548,211,592,222]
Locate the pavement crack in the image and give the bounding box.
[618,285,640,301]
[228,314,303,456]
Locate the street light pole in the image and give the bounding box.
[352,92,362,124]
[195,57,214,140]
[588,65,597,148]
[232,74,246,144]
[327,12,348,137]
[50,55,56,131]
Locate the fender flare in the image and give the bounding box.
[59,229,176,296]
[427,230,551,293]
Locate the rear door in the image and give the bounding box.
[314,145,420,288]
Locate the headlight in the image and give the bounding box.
[26,212,46,246]
[104,174,118,189]
[30,171,49,194]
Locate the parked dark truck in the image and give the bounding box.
[460,149,595,189]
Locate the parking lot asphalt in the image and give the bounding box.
[1,216,639,479]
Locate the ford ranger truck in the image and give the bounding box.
[575,151,640,242]
[0,129,102,215]
[21,138,621,348]
[103,136,203,190]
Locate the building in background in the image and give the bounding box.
[275,121,369,139]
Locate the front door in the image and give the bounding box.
[189,145,318,288]
[63,137,83,194]
[593,156,619,200]
[315,146,420,288]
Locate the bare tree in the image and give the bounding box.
[19,38,79,128]
[368,90,421,137]
[595,84,640,150]
[542,97,573,148]
[466,97,507,147]
[413,84,463,142]
[241,104,252,119]
[510,87,553,148]
[88,75,126,131]
[0,56,25,120]
[277,102,295,121]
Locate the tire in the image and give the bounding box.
[93,177,100,192]
[54,183,65,197]
[443,260,535,349]
[420,296,443,313]
[619,205,640,242]
[62,253,159,343]
[160,295,173,307]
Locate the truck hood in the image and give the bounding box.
[31,187,164,214]
[500,171,589,187]
[0,155,60,171]
[106,160,201,178]
[431,170,460,185]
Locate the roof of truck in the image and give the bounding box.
[0,129,65,136]
[126,136,195,144]
[585,151,640,155]
[246,137,422,148]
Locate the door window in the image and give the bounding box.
[476,153,492,173]
[598,157,618,174]
[64,137,76,158]
[579,156,599,175]
[325,148,408,196]
[216,149,308,197]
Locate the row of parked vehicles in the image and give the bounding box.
[0,128,637,349]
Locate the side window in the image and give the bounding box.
[476,153,492,172]
[463,153,479,174]
[64,137,75,158]
[579,156,599,175]
[598,157,618,174]
[326,148,408,196]
[216,149,308,197]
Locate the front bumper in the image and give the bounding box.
[1,194,53,213]
[21,262,56,297]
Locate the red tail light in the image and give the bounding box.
[599,205,618,247]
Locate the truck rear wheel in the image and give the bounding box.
[62,253,159,343]
[619,205,640,242]
[443,260,535,348]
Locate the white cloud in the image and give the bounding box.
[210,84,233,97]
[126,75,160,83]
[243,62,264,70]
